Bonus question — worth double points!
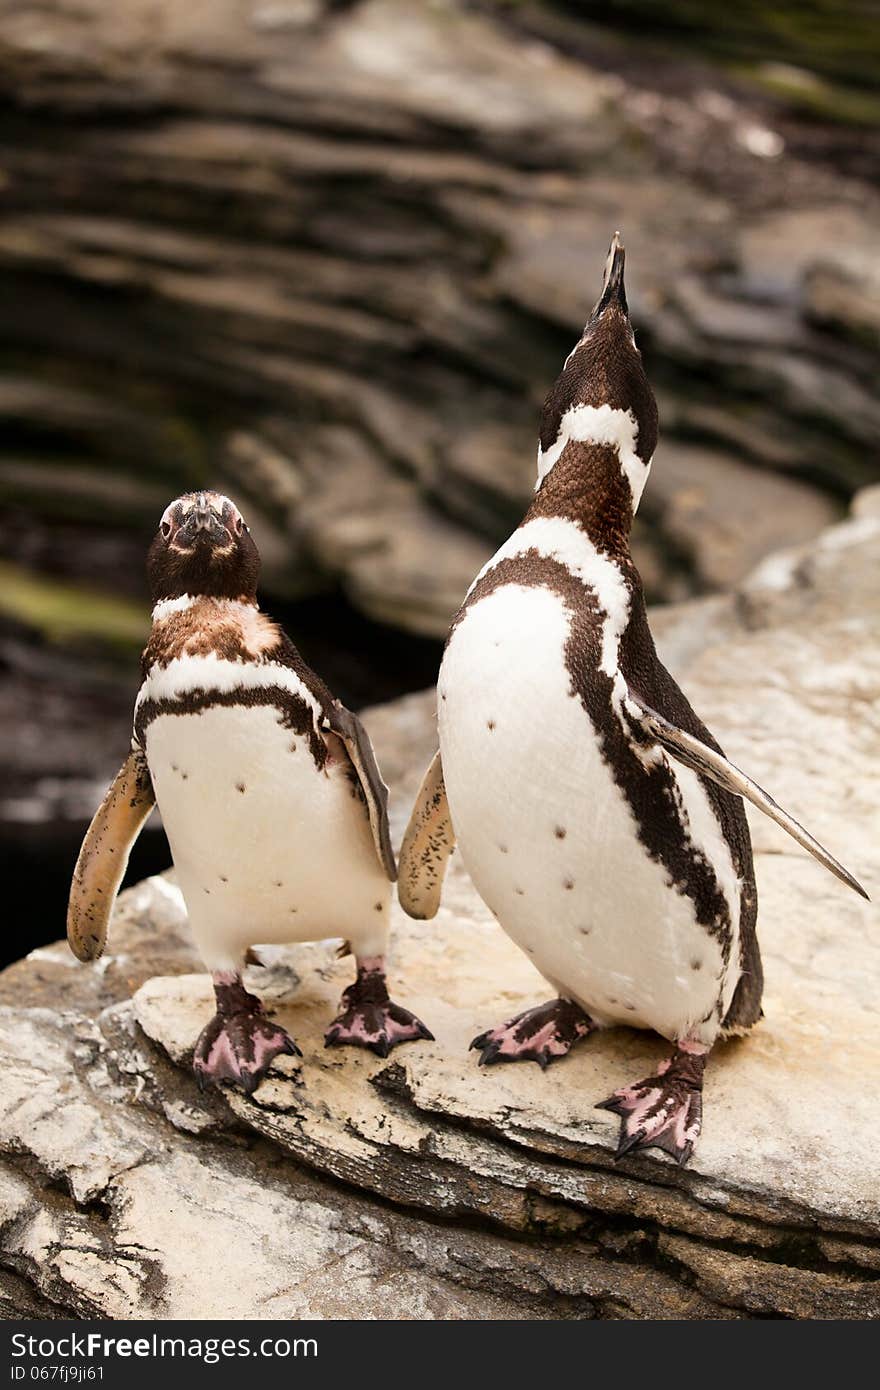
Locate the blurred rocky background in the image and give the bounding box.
[1,0,878,962]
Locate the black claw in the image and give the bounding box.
[595,1095,622,1114]
[417,1024,435,1042]
[612,1124,694,1166]
[474,1040,557,1069]
[646,1127,694,1165]
[368,1036,391,1059]
[470,1030,491,1051]
[242,1070,260,1096]
[614,1129,644,1160]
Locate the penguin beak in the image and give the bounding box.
[588,231,628,323]
[192,496,214,531]
[178,495,230,547]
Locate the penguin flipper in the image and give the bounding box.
[398,751,456,920]
[67,745,156,961]
[627,694,869,901]
[325,703,397,882]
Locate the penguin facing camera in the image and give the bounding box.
[68,491,433,1093]
[399,233,867,1166]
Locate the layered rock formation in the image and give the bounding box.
[2,0,877,633]
[0,494,876,1319]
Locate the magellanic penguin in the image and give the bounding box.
[398,235,867,1166]
[68,492,432,1092]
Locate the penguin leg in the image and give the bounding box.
[596,1039,707,1166]
[324,955,434,1058]
[470,998,595,1069]
[193,971,301,1095]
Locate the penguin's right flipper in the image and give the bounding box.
[67,746,156,961]
[398,751,456,920]
[627,694,869,901]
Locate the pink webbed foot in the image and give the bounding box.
[596,1041,707,1166]
[325,957,434,1059]
[193,973,301,1095]
[470,998,594,1070]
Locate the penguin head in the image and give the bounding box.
[147,491,261,602]
[535,233,658,516]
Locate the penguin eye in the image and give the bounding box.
[160,520,172,540]
[232,513,245,536]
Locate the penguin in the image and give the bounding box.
[398,235,867,1165]
[68,491,432,1092]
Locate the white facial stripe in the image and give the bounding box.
[537,404,638,479]
[470,516,631,676]
[136,652,322,720]
[536,403,651,509]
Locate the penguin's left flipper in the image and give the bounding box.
[325,703,397,882]
[397,750,456,920]
[626,693,869,900]
[67,745,156,962]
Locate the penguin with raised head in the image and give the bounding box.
[69,491,432,1092]
[399,235,866,1165]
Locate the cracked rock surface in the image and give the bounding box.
[0,495,878,1318]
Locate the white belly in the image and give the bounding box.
[145,704,389,971]
[439,584,739,1045]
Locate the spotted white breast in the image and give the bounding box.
[438,547,742,1047]
[139,662,389,974]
